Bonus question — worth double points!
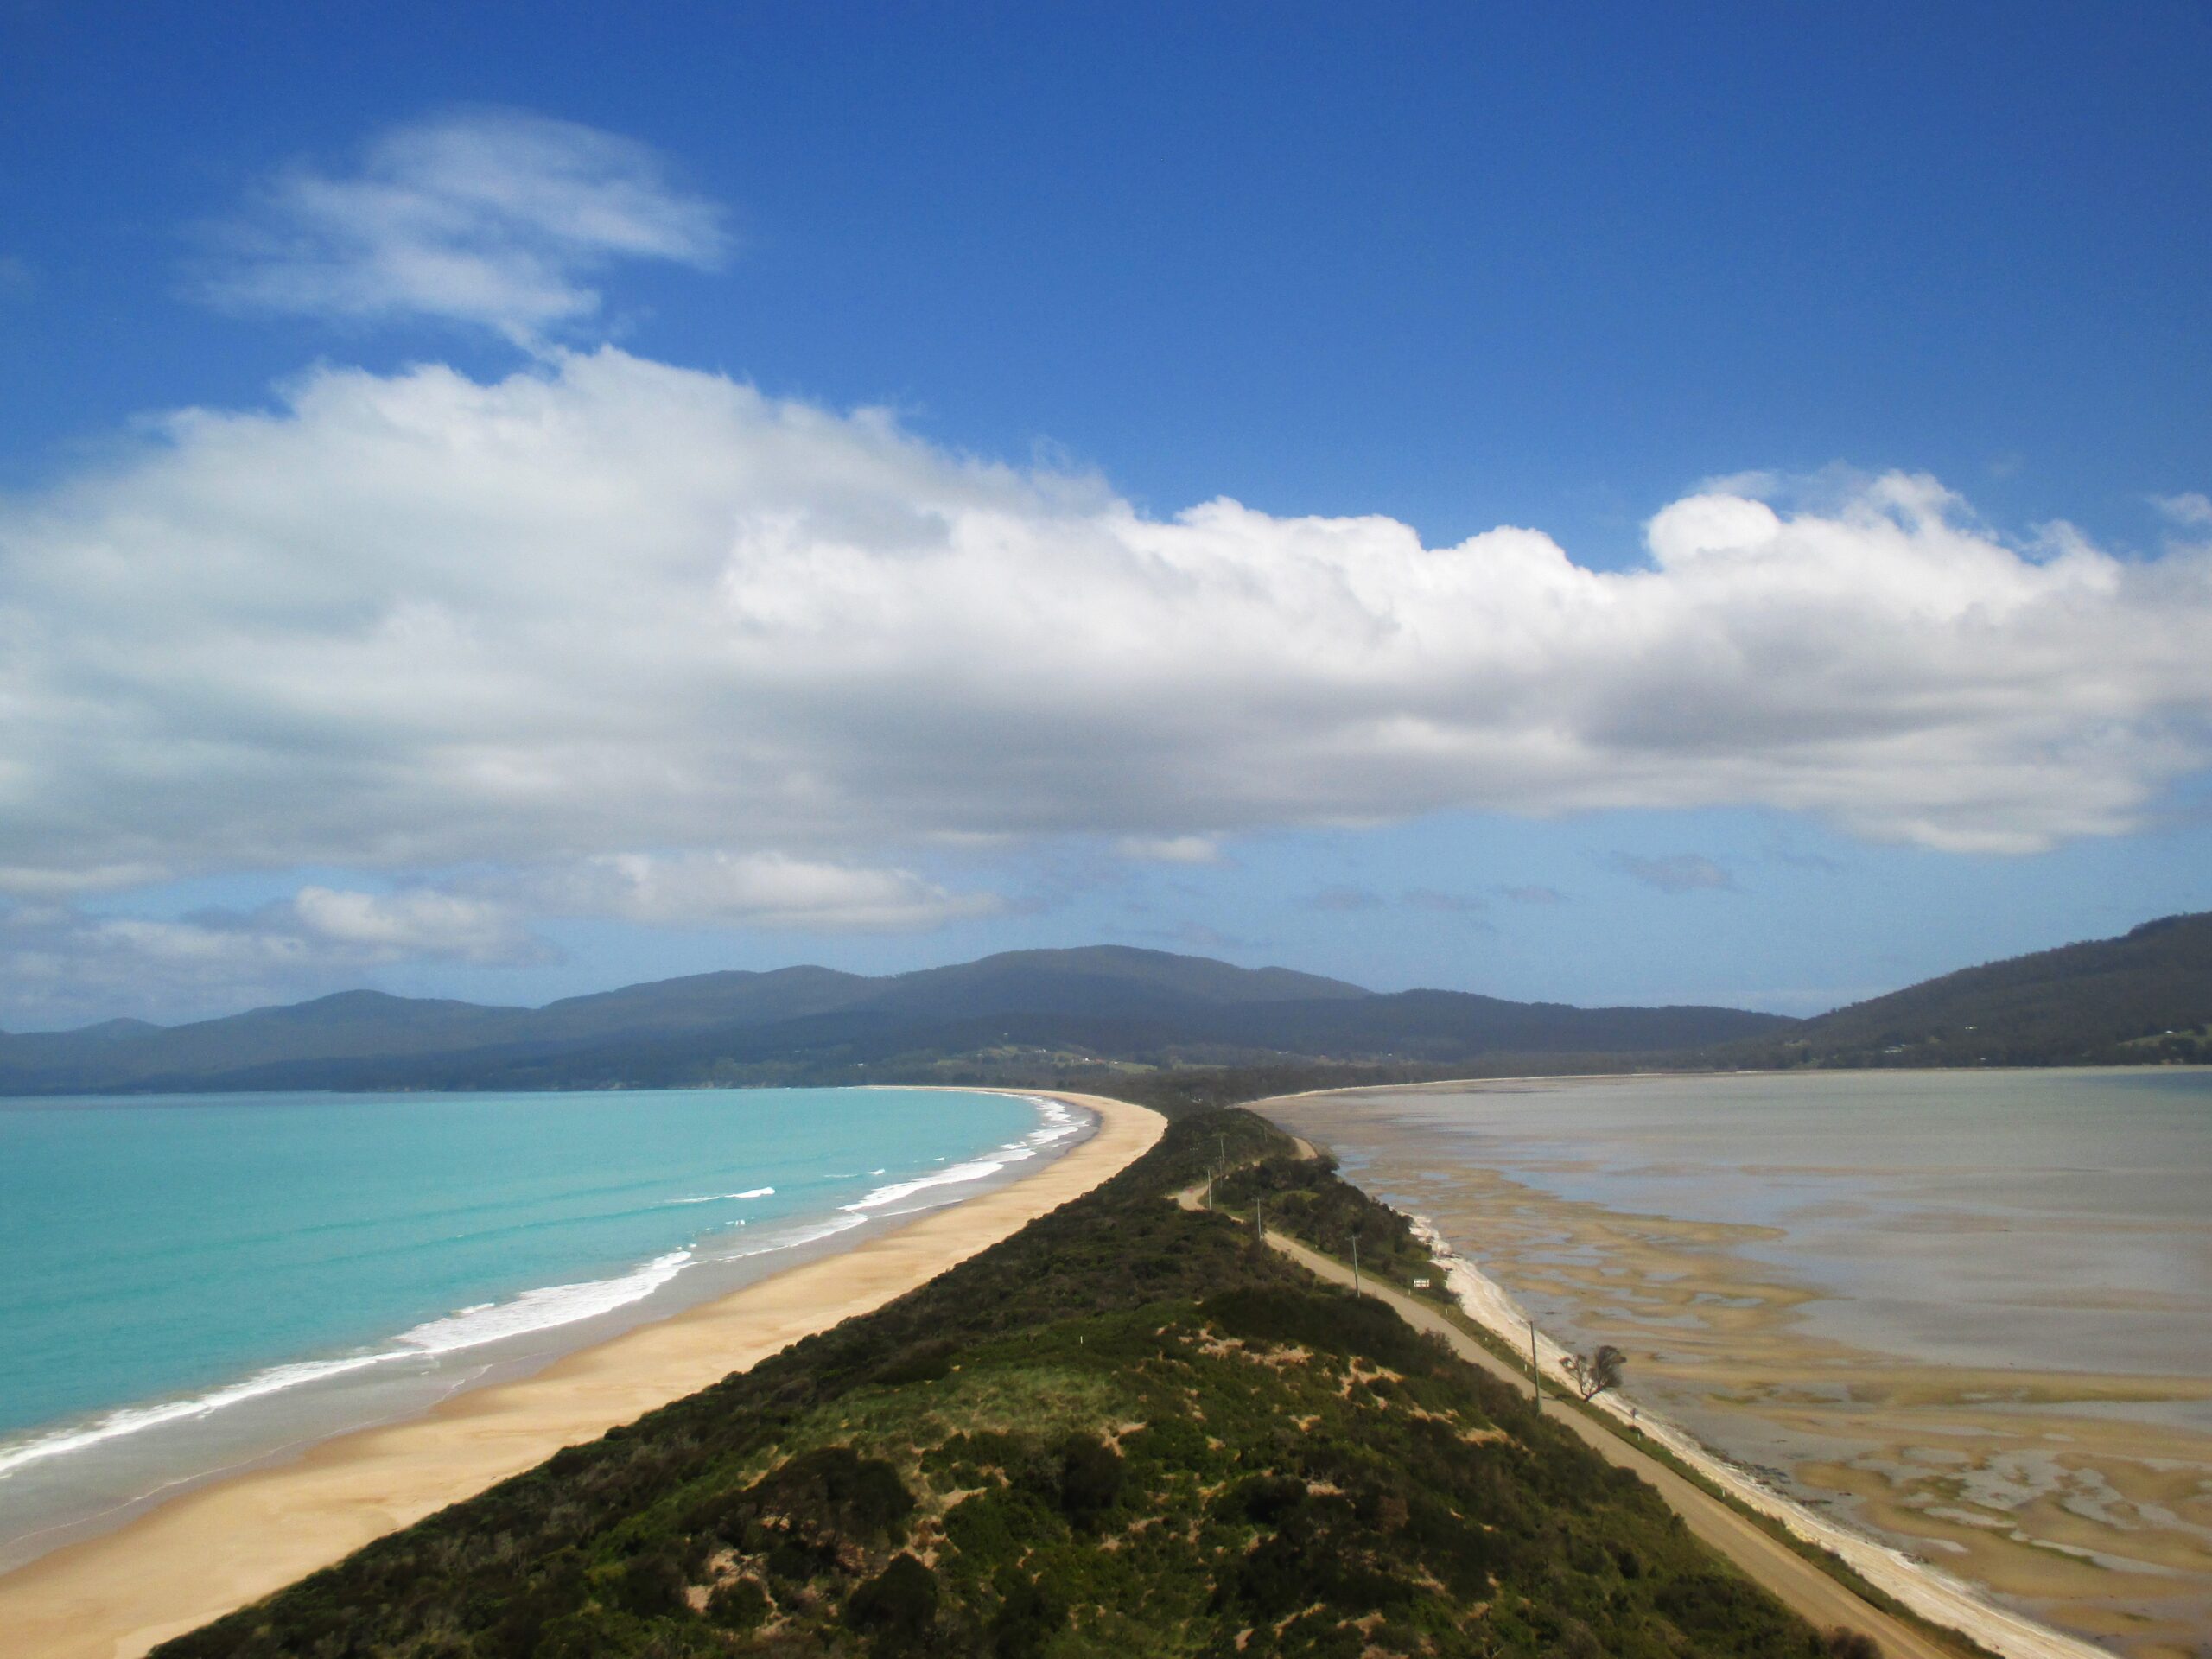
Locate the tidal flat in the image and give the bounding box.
[1267,1070,2212,1659]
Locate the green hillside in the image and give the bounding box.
[156,1112,1838,1659]
[1751,912,2212,1069]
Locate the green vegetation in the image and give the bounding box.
[1085,910,2212,1094]
[1213,1151,1457,1308]
[156,1111,1843,1658]
[1735,911,2212,1069]
[1221,1153,1991,1659]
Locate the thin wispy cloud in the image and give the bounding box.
[1307,887,1491,919]
[1151,922,1249,953]
[1768,843,1847,874]
[517,852,998,932]
[200,110,727,345]
[1402,888,1488,913]
[1116,836,1224,865]
[1501,886,1566,906]
[1613,854,1734,895]
[1307,886,1385,912]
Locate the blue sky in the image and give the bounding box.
[1,3,2208,1026]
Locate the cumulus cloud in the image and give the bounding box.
[286,886,539,959]
[2154,492,2212,529]
[518,852,997,931]
[1613,854,1734,894]
[3,350,2212,950]
[200,110,726,344]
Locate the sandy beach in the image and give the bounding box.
[1265,1077,2212,1659]
[0,1090,1160,1659]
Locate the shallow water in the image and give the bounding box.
[1338,1070,2212,1379]
[1270,1070,2212,1658]
[0,1086,1075,1569]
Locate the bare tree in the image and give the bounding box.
[1561,1344,1625,1402]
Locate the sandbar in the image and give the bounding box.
[0,1090,1160,1659]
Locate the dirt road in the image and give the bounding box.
[1175,1183,1965,1659]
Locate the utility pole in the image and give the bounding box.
[1205,1168,1213,1212]
[1528,1319,1541,1414]
[1351,1231,1362,1296]
[1255,1194,1264,1242]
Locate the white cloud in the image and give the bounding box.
[1116,835,1224,865]
[288,886,536,959]
[0,862,170,899]
[2,347,2210,942]
[0,887,548,1027]
[2153,492,2212,529]
[521,852,998,931]
[201,110,726,344]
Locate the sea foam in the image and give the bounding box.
[0,1091,1083,1493]
[0,1249,696,1483]
[838,1095,1084,1214]
[392,1249,693,1354]
[664,1185,775,1205]
[0,1351,395,1481]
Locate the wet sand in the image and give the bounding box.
[0,1090,1160,1659]
[1265,1078,2212,1659]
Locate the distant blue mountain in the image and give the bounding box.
[0,944,1787,1094]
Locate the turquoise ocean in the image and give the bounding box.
[0,1086,1080,1570]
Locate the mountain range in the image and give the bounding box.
[2,912,2204,1096]
[0,946,1779,1095]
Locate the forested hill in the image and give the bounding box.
[0,945,1789,1095]
[1745,912,2212,1069]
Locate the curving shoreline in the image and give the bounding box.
[1256,1074,2175,1659]
[1402,1212,2112,1659]
[0,1090,1161,1659]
